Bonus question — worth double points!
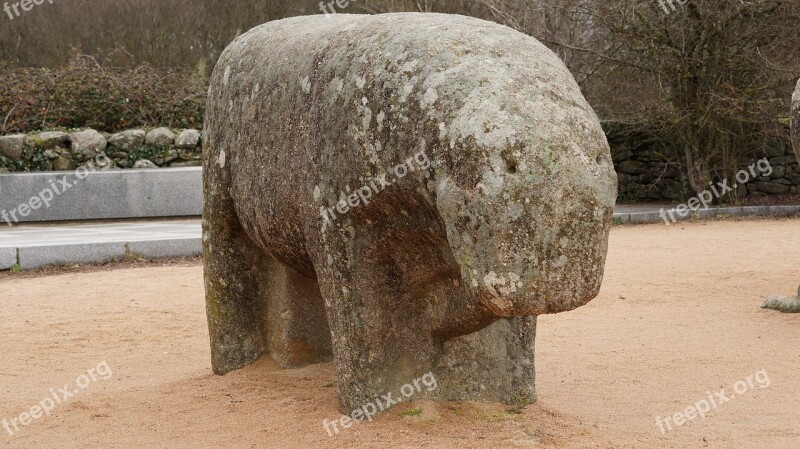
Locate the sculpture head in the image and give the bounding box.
[431,33,617,317]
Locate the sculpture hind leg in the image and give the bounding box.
[262,255,333,367]
[203,138,270,374]
[203,194,334,372]
[203,144,332,372]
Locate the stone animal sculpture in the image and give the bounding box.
[203,13,618,412]
[793,79,800,161]
[763,78,800,313]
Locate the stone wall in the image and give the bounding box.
[611,131,799,202]
[613,144,800,201]
[612,146,688,201]
[0,128,202,172]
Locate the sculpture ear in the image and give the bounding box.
[434,176,471,241]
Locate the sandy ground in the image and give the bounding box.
[1,219,799,448]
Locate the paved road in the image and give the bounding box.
[0,219,200,270]
[2,203,799,270]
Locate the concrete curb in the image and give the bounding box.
[0,167,202,224]
[1,203,799,271]
[14,238,201,270]
[613,205,800,224]
[0,219,202,270]
[0,247,16,270]
[126,238,202,260]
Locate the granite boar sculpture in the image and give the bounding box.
[763,79,800,313]
[203,13,618,412]
[794,79,800,162]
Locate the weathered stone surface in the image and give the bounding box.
[177,149,201,160]
[70,129,107,160]
[0,134,25,160]
[51,156,75,171]
[762,285,800,313]
[0,167,202,223]
[769,155,797,166]
[154,149,179,165]
[109,129,146,151]
[793,79,800,162]
[145,127,176,148]
[0,247,15,270]
[168,160,202,167]
[50,147,75,171]
[751,181,790,194]
[0,127,205,172]
[133,159,158,169]
[763,146,785,158]
[175,129,201,148]
[779,81,800,316]
[203,14,617,413]
[29,131,69,149]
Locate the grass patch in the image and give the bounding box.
[398,407,423,417]
[507,395,533,415]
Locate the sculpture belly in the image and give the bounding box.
[228,148,317,277]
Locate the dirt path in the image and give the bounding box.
[1,219,798,448]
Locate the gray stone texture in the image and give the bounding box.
[750,181,790,195]
[0,167,202,223]
[126,238,201,259]
[10,239,194,270]
[175,129,201,148]
[614,146,800,201]
[69,129,107,161]
[0,127,205,172]
[0,247,15,270]
[0,134,25,160]
[793,79,800,162]
[768,80,800,314]
[145,127,176,148]
[18,242,126,270]
[203,14,617,413]
[12,238,202,271]
[614,204,800,224]
[133,159,158,169]
[109,129,146,151]
[29,131,69,149]
[762,285,800,313]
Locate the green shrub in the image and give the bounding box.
[0,54,206,134]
